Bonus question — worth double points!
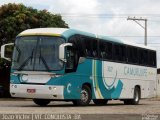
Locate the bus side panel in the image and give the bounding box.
[92,60,123,99]
[63,59,93,100]
[100,61,156,99]
[46,59,156,100]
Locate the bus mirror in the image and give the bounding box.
[59,43,73,62]
[1,43,14,61]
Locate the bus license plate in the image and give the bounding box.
[27,89,36,93]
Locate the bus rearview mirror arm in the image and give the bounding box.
[1,43,14,61]
[59,43,73,62]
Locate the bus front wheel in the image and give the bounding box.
[33,99,51,106]
[73,85,91,106]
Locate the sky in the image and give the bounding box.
[1,0,160,67]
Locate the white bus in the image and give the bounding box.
[1,28,157,106]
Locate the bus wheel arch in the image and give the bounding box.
[124,85,141,105]
[82,83,92,92]
[33,99,51,106]
[135,85,141,99]
[72,83,92,106]
[133,85,141,104]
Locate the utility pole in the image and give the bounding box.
[127,17,147,46]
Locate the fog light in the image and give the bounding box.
[49,87,52,90]
[53,87,57,90]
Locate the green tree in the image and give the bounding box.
[0,3,68,45]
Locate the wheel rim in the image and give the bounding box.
[135,90,139,102]
[81,89,88,103]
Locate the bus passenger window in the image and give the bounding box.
[120,45,126,62]
[142,50,148,65]
[106,42,112,60]
[92,40,98,58]
[99,41,106,59]
[84,38,98,58]
[127,46,137,64]
[114,44,120,61]
[99,41,112,60]
[139,49,147,66]
[148,51,156,67]
[86,49,92,57]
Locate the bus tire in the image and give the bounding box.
[124,87,140,105]
[33,99,50,106]
[123,99,131,105]
[72,100,78,106]
[73,85,91,106]
[93,99,108,105]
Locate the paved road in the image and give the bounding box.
[0,99,160,120]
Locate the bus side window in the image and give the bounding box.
[87,49,93,57]
[134,48,138,64]
[127,47,132,63]
[141,50,148,66]
[84,38,98,58]
[99,41,112,60]
[148,51,152,67]
[106,42,112,60]
[92,41,98,58]
[127,46,137,64]
[120,45,126,62]
[153,51,156,67]
[99,41,106,59]
[114,44,120,61]
[138,49,141,64]
[148,51,156,67]
[69,35,98,59]
[85,43,92,57]
[139,49,147,66]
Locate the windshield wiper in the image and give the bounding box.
[39,46,50,71]
[17,49,34,71]
[40,56,50,71]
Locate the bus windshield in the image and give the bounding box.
[12,36,64,71]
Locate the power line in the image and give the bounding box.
[60,13,160,17]
[137,43,160,44]
[61,14,160,23]
[107,36,160,37]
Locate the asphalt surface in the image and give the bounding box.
[0,98,160,120]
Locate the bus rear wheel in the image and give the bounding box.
[73,85,91,106]
[124,87,140,105]
[93,99,108,105]
[33,99,51,106]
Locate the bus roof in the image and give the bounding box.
[18,28,156,51]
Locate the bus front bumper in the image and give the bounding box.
[10,84,64,99]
